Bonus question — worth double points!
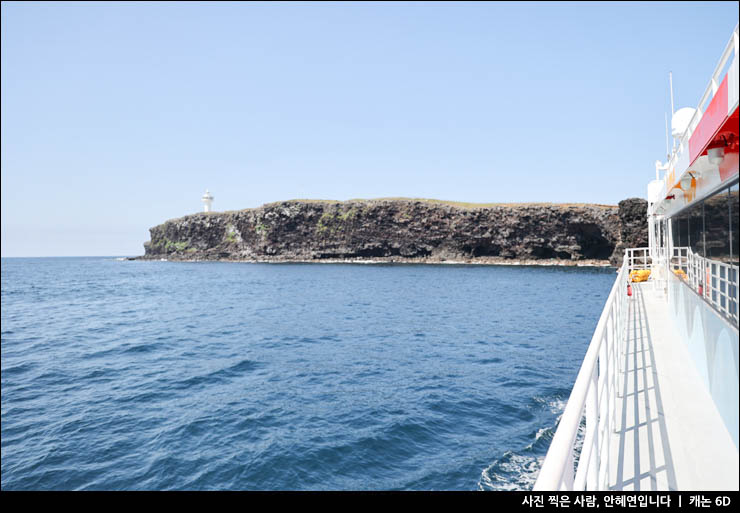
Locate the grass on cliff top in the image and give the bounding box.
[264,197,616,209]
[167,197,615,222]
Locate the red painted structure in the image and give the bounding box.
[687,72,739,182]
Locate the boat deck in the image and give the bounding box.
[607,282,739,491]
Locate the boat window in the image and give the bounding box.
[680,211,690,248]
[730,182,739,264]
[671,211,685,247]
[730,183,739,324]
[688,200,704,257]
[670,210,688,271]
[704,187,732,264]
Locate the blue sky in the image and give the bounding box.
[1,1,738,256]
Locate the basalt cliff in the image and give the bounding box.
[138,198,648,267]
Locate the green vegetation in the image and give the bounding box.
[338,207,358,221]
[255,223,269,235]
[162,239,190,252]
[316,212,334,234]
[316,207,358,235]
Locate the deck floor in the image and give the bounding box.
[607,283,738,491]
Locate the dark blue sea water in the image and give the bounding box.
[1,257,615,490]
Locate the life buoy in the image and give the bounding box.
[629,269,651,282]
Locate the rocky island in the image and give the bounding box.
[137,198,648,267]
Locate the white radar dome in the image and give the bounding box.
[671,107,697,139]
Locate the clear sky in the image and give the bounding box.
[2,1,738,257]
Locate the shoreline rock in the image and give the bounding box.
[133,255,615,267]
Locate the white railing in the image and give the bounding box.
[707,260,739,324]
[534,245,739,490]
[672,246,740,325]
[671,246,690,274]
[625,247,651,271]
[534,253,632,491]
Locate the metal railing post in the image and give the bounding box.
[534,258,629,491]
[586,369,599,490]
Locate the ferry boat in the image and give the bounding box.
[534,24,739,491]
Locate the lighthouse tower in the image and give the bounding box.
[201,189,214,212]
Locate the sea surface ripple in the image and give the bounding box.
[1,257,615,490]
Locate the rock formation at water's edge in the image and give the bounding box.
[138,198,647,267]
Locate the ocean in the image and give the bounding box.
[1,257,615,490]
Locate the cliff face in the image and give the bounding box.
[141,198,647,265]
[609,198,650,267]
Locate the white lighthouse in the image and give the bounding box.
[201,189,214,212]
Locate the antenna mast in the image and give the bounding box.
[665,112,670,162]
[669,71,675,151]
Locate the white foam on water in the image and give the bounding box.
[535,427,549,441]
[478,451,544,491]
[530,395,567,416]
[548,398,567,415]
[481,394,570,490]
